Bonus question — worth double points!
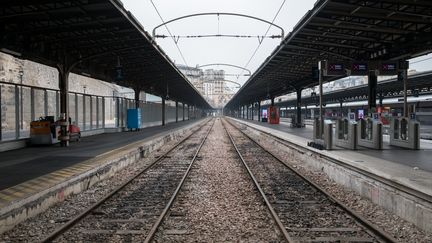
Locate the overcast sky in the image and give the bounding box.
[121,0,432,90]
[121,0,317,87]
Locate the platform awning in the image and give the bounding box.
[0,0,211,109]
[225,0,432,109]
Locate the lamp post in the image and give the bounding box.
[18,67,24,130]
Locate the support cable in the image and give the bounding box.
[150,0,189,67]
[237,0,287,82]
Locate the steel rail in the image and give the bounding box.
[143,118,216,243]
[221,119,294,243]
[224,118,398,243]
[41,118,213,243]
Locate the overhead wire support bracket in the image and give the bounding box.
[152,12,285,41]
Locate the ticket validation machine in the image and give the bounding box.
[335,113,357,150]
[357,114,383,150]
[390,117,420,150]
[311,118,333,150]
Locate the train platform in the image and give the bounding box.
[0,118,207,233]
[228,117,432,232]
[235,117,432,172]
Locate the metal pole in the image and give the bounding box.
[162,98,165,126]
[15,85,20,139]
[175,101,178,123]
[257,101,261,121]
[368,71,378,114]
[296,89,302,127]
[403,68,408,118]
[319,62,324,137]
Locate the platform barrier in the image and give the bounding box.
[335,117,357,150]
[310,118,332,150]
[357,117,383,150]
[389,117,420,150]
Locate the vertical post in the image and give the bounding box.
[271,98,275,106]
[368,71,378,114]
[115,97,119,128]
[83,95,86,130]
[75,93,78,126]
[102,97,105,128]
[339,100,343,117]
[134,88,140,109]
[162,97,166,126]
[0,84,2,140]
[58,64,70,146]
[90,96,93,130]
[96,97,99,129]
[182,103,185,121]
[318,61,324,137]
[30,88,35,121]
[44,89,48,117]
[175,101,179,123]
[246,104,249,120]
[296,89,302,127]
[257,101,261,121]
[401,68,408,118]
[15,85,20,139]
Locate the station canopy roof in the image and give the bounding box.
[0,0,211,109]
[225,0,432,109]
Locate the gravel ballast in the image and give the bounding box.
[152,118,284,242]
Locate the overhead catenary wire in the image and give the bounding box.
[237,0,287,82]
[150,0,189,67]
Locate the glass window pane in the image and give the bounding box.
[47,90,57,117]
[33,89,45,119]
[77,94,84,129]
[1,84,16,141]
[85,96,90,130]
[69,93,76,125]
[20,87,31,138]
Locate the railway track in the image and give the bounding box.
[41,118,214,242]
[222,118,397,243]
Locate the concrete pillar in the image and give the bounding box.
[162,97,165,126]
[296,89,302,127]
[175,101,178,123]
[368,71,377,113]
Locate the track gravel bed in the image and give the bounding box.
[0,121,209,243]
[152,118,284,242]
[223,119,389,242]
[50,120,214,242]
[228,118,432,243]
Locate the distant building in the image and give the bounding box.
[177,64,233,108]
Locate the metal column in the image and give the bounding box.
[175,101,178,123]
[257,101,261,121]
[182,103,185,121]
[296,89,302,127]
[162,97,165,126]
[368,71,378,113]
[318,61,324,137]
[399,69,408,117]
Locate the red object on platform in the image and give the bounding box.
[268,106,280,124]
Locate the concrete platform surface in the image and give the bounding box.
[0,119,200,191]
[240,118,432,173]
